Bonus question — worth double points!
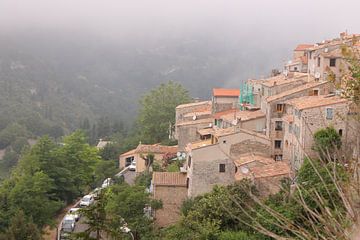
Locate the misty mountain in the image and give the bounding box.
[0,30,288,137]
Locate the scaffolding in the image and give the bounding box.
[239,83,254,110]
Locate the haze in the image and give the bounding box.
[0,0,359,121]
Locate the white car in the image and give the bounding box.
[128,161,136,171]
[101,178,112,188]
[69,208,81,221]
[79,194,94,207]
[62,214,76,231]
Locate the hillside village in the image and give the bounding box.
[119,32,360,228]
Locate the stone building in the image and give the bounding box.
[152,172,188,227]
[119,143,178,173]
[259,72,308,100]
[175,118,213,152]
[284,44,313,73]
[234,154,290,196]
[282,95,351,170]
[214,108,265,133]
[212,88,240,113]
[185,128,271,197]
[261,80,332,160]
[306,32,359,84]
[174,101,213,151]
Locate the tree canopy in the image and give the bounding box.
[137,81,191,143]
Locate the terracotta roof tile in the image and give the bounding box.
[120,144,178,157]
[286,95,348,110]
[213,108,237,119]
[176,118,214,127]
[221,110,265,123]
[234,154,274,166]
[294,44,313,51]
[152,172,187,186]
[266,80,326,102]
[251,162,290,179]
[176,101,211,109]
[213,88,240,97]
[261,72,307,88]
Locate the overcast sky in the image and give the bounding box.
[1,0,359,44]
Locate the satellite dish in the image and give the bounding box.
[315,72,321,79]
[240,166,249,174]
[176,152,181,157]
[324,48,329,53]
[209,123,213,127]
[232,119,238,126]
[192,115,197,120]
[181,153,186,158]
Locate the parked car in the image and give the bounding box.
[61,214,76,236]
[79,194,94,207]
[92,187,102,199]
[101,178,112,188]
[69,208,81,221]
[128,161,136,171]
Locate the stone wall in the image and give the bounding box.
[153,185,188,227]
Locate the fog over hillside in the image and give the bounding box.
[0,0,359,126]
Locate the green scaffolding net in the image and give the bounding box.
[239,83,254,110]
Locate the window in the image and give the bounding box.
[188,156,192,168]
[294,67,298,72]
[275,121,283,131]
[275,140,282,149]
[330,58,336,67]
[186,178,189,188]
[317,57,321,67]
[219,164,226,173]
[276,104,284,112]
[275,155,283,161]
[223,140,227,144]
[326,108,333,120]
[339,129,343,136]
[313,89,319,96]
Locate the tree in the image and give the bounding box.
[75,191,109,240]
[313,127,342,161]
[105,183,161,240]
[140,153,155,172]
[137,81,191,143]
[0,210,42,240]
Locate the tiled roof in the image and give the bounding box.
[320,48,344,58]
[136,144,178,154]
[188,139,213,150]
[286,95,348,110]
[214,127,269,141]
[120,144,178,157]
[176,118,214,127]
[183,110,212,119]
[251,162,290,179]
[213,108,237,119]
[197,128,214,136]
[234,154,274,166]
[176,101,211,109]
[152,172,187,186]
[120,148,137,157]
[261,72,307,88]
[221,110,265,123]
[213,88,240,97]
[265,80,326,102]
[294,44,313,51]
